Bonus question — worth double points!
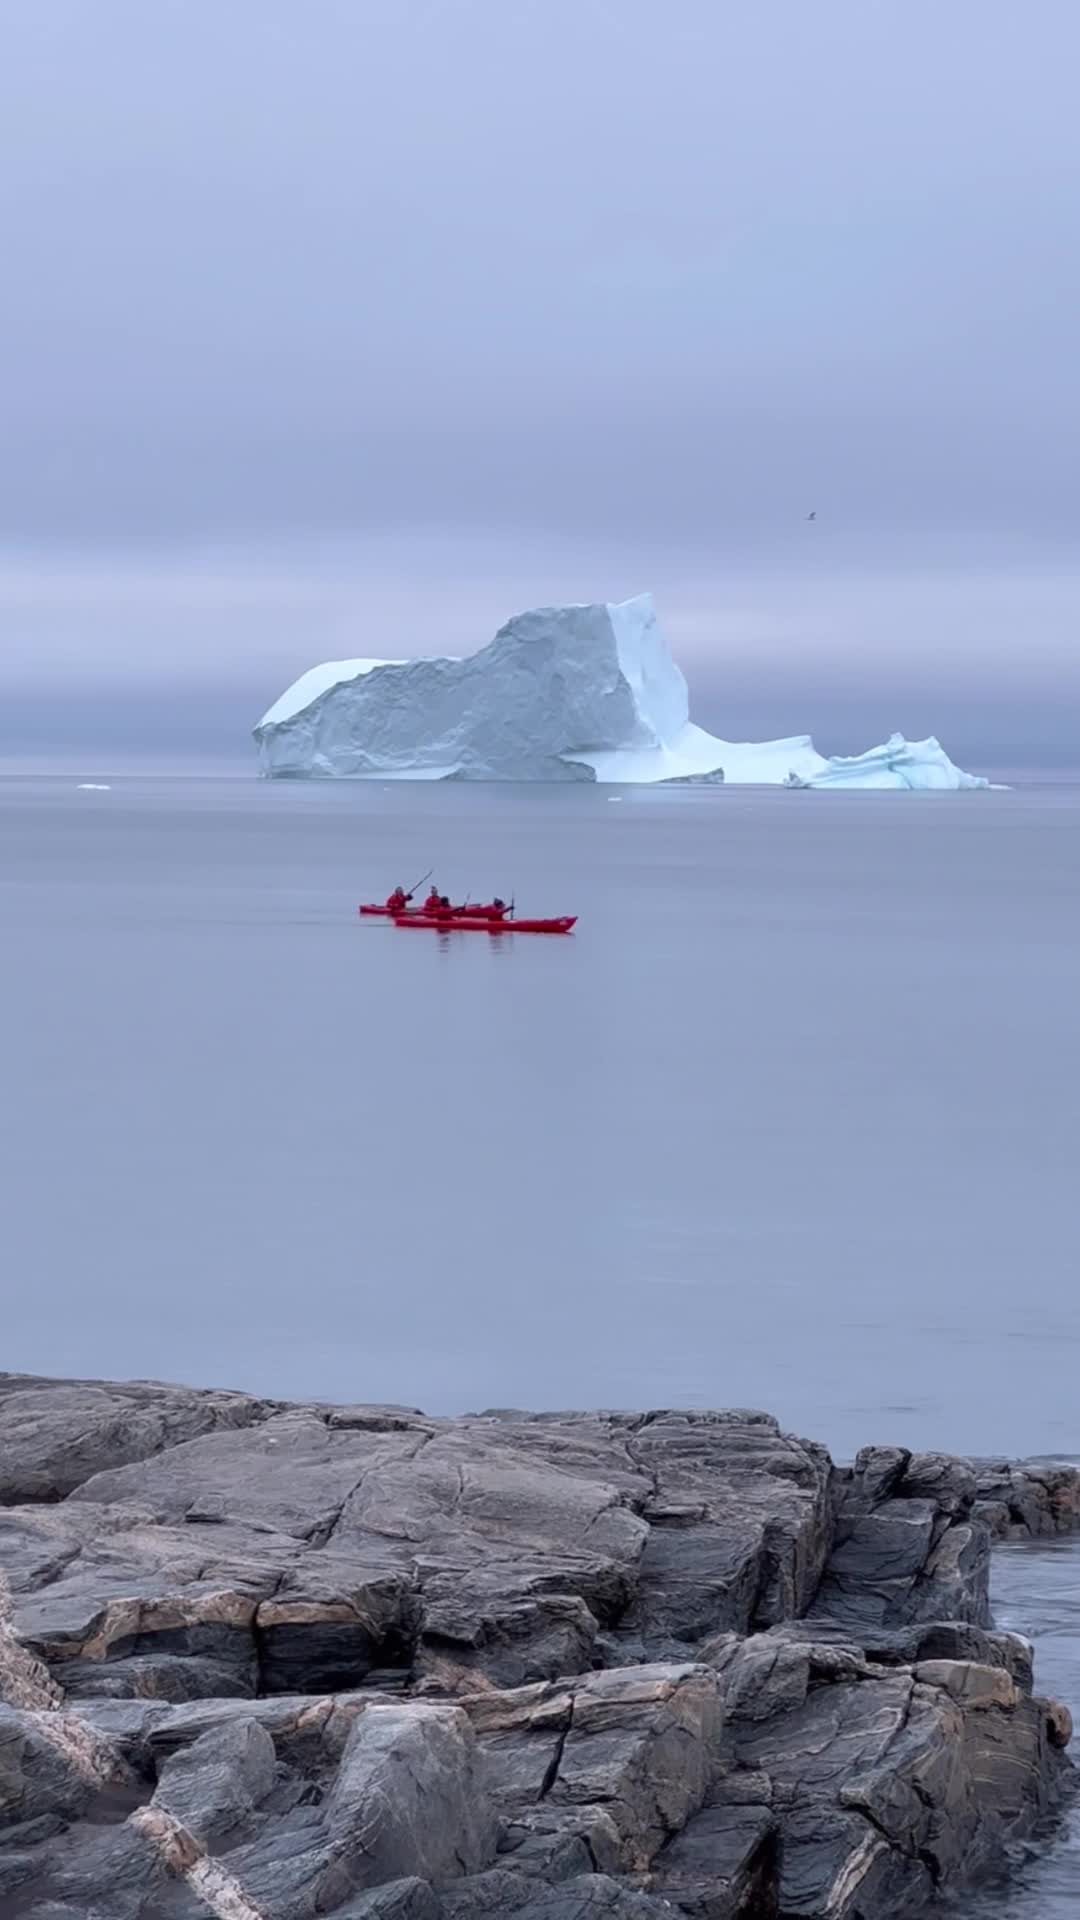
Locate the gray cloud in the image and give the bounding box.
[2,540,1077,769]
[1,0,1077,760]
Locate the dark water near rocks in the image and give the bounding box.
[965,1538,1080,1919]
[1,770,1078,1910]
[1,773,1077,1458]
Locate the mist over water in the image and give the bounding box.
[4,540,1079,775]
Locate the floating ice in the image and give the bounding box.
[784,735,989,791]
[255,594,987,790]
[76,783,112,791]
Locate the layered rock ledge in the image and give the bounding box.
[0,1374,1077,1920]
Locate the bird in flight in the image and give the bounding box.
[806,510,817,521]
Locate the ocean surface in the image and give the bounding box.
[1,771,1077,1457]
[2,768,1079,1911]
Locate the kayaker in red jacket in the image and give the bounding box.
[423,887,442,914]
[489,897,509,920]
[386,885,409,912]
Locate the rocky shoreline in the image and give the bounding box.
[1,1375,1078,1919]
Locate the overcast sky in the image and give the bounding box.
[2,0,1078,765]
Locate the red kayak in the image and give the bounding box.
[359,902,471,918]
[394,913,576,935]
[361,902,495,917]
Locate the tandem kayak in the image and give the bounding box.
[394,914,577,935]
[359,902,493,918]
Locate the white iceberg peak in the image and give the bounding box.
[254,594,987,790]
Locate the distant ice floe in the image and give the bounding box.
[254,594,988,791]
[784,734,988,791]
[76,783,112,791]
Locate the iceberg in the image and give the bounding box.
[254,593,987,790]
[785,734,988,791]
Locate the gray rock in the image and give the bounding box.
[59,1650,255,1702]
[735,1672,921,1808]
[501,1876,681,1918]
[810,1500,990,1630]
[440,1868,537,1913]
[640,1803,778,1917]
[615,1414,832,1642]
[811,1499,936,1623]
[0,1817,176,1920]
[716,1636,810,1724]
[150,1716,276,1841]
[848,1446,910,1507]
[6,1908,98,1920]
[209,1805,339,1918]
[972,1457,1080,1537]
[335,1881,444,1920]
[497,1807,623,1879]
[2,1375,1077,1920]
[773,1615,1034,1689]
[327,1702,498,1888]
[778,1803,932,1918]
[547,1665,721,1869]
[0,1702,133,1834]
[896,1451,977,1516]
[732,1657,1072,1916]
[463,1662,720,1873]
[0,1373,276,1503]
[913,1657,1020,1708]
[417,1591,600,1692]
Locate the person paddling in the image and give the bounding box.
[386,885,410,912]
[423,886,443,914]
[489,896,509,921]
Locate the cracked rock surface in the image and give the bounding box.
[0,1374,1075,1919]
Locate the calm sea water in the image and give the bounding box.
[0,772,1077,1459]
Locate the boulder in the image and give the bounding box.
[810,1500,990,1630]
[0,1702,131,1834]
[462,1662,720,1872]
[327,1703,498,1888]
[546,1665,722,1868]
[639,1803,778,1917]
[150,1716,276,1842]
[973,1457,1080,1537]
